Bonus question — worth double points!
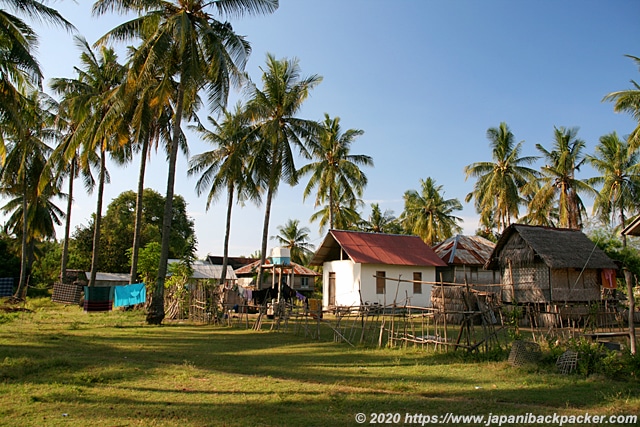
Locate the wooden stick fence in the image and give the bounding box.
[175,274,630,352]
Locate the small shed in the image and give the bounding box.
[234,259,320,292]
[433,234,500,285]
[310,230,446,309]
[84,272,130,287]
[485,224,618,304]
[432,235,501,324]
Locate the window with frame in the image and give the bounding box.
[413,272,422,294]
[376,271,386,294]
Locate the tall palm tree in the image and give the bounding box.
[0,1,74,163]
[520,183,559,228]
[299,113,372,230]
[245,53,322,280]
[401,177,462,246]
[0,90,60,298]
[120,48,187,286]
[270,219,314,265]
[93,0,278,324]
[49,36,127,289]
[535,126,593,230]
[464,122,540,234]
[309,185,363,234]
[44,98,97,284]
[603,55,640,150]
[587,131,640,246]
[361,203,402,234]
[188,103,260,285]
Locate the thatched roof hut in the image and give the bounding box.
[486,224,617,303]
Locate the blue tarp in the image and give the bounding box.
[114,283,146,307]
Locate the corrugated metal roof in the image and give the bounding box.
[235,259,321,276]
[191,263,237,280]
[310,230,446,267]
[84,272,130,282]
[433,234,495,266]
[167,260,237,280]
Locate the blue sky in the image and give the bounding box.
[22,0,640,258]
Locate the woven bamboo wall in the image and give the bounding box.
[551,269,600,301]
[431,285,477,324]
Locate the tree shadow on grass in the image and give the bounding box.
[1,314,639,426]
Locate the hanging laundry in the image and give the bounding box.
[114,283,147,307]
[52,282,82,304]
[0,278,13,297]
[84,286,114,312]
[601,269,616,289]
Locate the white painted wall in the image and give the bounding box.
[322,260,361,308]
[360,263,434,307]
[323,261,436,309]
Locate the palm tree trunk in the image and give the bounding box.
[620,207,627,248]
[130,138,149,284]
[624,269,636,355]
[147,84,185,325]
[220,183,234,286]
[60,160,75,284]
[258,183,275,289]
[14,181,29,299]
[329,185,335,230]
[22,238,35,299]
[89,147,107,288]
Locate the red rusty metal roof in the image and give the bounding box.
[310,230,446,267]
[433,234,495,266]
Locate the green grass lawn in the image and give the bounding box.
[0,298,638,426]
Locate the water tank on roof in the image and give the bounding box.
[270,247,291,265]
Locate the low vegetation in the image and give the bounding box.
[0,299,638,426]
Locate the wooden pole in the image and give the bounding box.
[440,273,447,349]
[624,269,637,355]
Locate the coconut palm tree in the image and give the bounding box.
[464,122,540,234]
[270,219,314,265]
[360,203,402,234]
[93,0,278,324]
[43,98,97,284]
[520,183,559,228]
[0,90,61,298]
[49,36,127,289]
[309,185,363,234]
[245,53,322,280]
[0,1,74,163]
[401,177,462,246]
[188,103,260,285]
[120,50,188,286]
[586,131,640,246]
[603,55,640,150]
[299,113,372,230]
[535,126,593,230]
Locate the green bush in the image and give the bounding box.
[562,337,640,379]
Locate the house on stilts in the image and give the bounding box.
[485,224,618,327]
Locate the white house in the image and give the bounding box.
[310,230,446,309]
